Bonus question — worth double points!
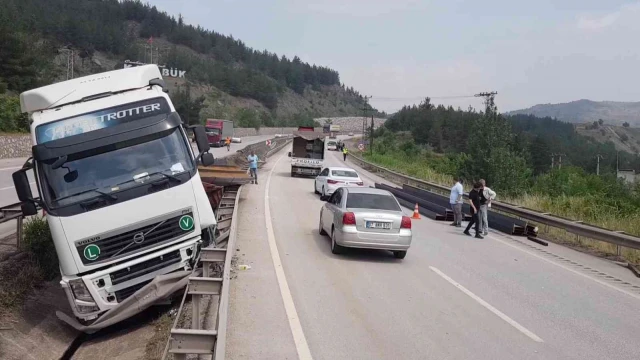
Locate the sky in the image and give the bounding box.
[146,0,640,113]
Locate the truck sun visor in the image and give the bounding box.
[32,111,183,161]
[36,97,171,144]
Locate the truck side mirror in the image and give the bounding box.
[201,153,215,167]
[288,152,292,157]
[12,169,38,216]
[192,126,210,153]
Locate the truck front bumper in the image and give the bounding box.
[61,238,200,322]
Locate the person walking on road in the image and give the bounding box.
[342,146,348,161]
[225,136,231,151]
[464,182,483,239]
[247,150,259,184]
[449,177,464,227]
[478,179,497,236]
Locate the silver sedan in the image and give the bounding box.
[318,187,412,259]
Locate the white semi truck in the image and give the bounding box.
[12,65,217,325]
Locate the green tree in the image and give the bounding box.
[172,84,205,126]
[0,94,29,132]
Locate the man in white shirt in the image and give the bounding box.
[478,179,497,236]
[449,177,464,227]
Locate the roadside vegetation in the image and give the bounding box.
[0,217,58,315]
[362,98,640,264]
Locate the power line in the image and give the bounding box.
[367,94,479,101]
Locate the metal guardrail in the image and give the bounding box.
[162,185,242,359]
[0,201,42,247]
[349,153,640,251]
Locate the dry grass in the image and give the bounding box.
[143,311,176,360]
[0,254,45,317]
[354,149,640,264]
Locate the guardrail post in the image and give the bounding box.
[16,216,23,249]
[192,294,201,330]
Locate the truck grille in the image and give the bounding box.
[115,279,152,303]
[110,250,182,285]
[76,212,194,265]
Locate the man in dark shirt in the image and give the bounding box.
[464,182,484,239]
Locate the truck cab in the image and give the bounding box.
[13,65,217,323]
[205,119,234,147]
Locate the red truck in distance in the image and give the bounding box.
[205,119,234,147]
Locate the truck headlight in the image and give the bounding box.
[76,304,100,314]
[69,279,94,302]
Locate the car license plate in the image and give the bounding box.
[366,221,391,229]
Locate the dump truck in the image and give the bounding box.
[288,130,325,177]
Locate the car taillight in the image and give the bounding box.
[401,216,412,229]
[328,179,341,184]
[343,212,356,225]
[356,181,364,186]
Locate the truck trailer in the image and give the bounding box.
[12,65,218,326]
[288,131,325,177]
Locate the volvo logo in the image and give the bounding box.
[133,232,145,244]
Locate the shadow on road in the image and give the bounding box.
[309,226,403,264]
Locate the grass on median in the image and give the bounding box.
[0,217,58,316]
[357,149,640,265]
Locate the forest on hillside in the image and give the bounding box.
[382,98,640,180]
[0,0,373,132]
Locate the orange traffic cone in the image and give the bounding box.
[412,203,421,219]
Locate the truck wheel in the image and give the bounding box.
[319,212,327,236]
[393,251,407,259]
[331,229,343,254]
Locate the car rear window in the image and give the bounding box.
[327,142,336,146]
[346,193,401,211]
[332,170,358,178]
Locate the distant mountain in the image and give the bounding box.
[506,100,640,126]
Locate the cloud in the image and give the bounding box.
[576,2,640,31]
[288,0,424,17]
[576,13,619,30]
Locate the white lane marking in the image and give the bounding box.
[0,181,36,191]
[265,150,314,360]
[487,234,640,301]
[429,266,544,343]
[0,166,21,171]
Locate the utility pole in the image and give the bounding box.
[474,91,498,113]
[596,154,604,175]
[361,96,371,144]
[370,115,374,155]
[557,153,566,170]
[551,153,555,169]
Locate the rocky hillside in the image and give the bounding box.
[506,99,640,126]
[575,123,640,154]
[0,0,382,132]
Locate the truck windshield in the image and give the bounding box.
[206,127,221,135]
[39,128,194,208]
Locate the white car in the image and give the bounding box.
[326,141,338,151]
[314,167,364,199]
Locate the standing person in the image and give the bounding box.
[464,182,484,239]
[478,179,497,236]
[449,177,464,227]
[342,146,348,161]
[225,136,231,151]
[247,150,259,184]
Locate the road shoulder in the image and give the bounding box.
[226,156,298,360]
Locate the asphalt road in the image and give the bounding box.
[227,143,640,360]
[0,134,275,237]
